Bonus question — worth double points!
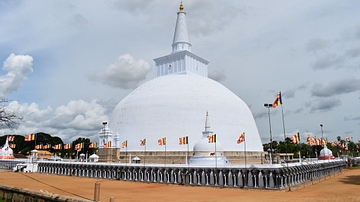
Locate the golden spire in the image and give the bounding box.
[179,2,184,12]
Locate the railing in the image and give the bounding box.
[33,160,346,189]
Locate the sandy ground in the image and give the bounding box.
[0,169,360,202]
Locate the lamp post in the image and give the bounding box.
[102,121,111,162]
[102,121,108,144]
[320,124,324,147]
[264,103,273,165]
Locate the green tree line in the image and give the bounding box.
[0,133,97,159]
[263,137,360,158]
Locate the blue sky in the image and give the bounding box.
[1,0,360,144]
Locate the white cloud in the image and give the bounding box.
[310,97,342,112]
[312,53,345,70]
[311,77,360,97]
[306,38,330,53]
[1,1,360,144]
[90,54,152,89]
[0,53,33,97]
[3,100,108,142]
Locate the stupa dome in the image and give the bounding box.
[0,139,14,159]
[320,146,333,156]
[193,137,224,155]
[0,146,13,156]
[318,145,335,160]
[109,74,262,152]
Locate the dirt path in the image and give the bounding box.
[0,169,359,202]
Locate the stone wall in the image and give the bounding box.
[118,151,266,164]
[98,148,120,163]
[0,184,92,202]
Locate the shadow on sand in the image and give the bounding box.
[339,172,360,185]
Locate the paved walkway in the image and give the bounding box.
[0,169,359,202]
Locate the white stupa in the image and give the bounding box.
[318,145,335,160]
[109,3,263,155]
[0,137,14,160]
[189,112,229,165]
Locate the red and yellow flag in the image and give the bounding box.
[158,137,166,146]
[237,133,245,144]
[140,139,146,146]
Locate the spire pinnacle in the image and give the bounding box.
[204,111,210,131]
[172,2,191,53]
[179,2,184,12]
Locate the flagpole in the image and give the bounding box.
[244,133,247,168]
[215,134,217,168]
[280,94,291,191]
[144,139,146,167]
[164,137,167,167]
[126,143,128,165]
[186,136,189,164]
[187,141,189,170]
[34,133,37,150]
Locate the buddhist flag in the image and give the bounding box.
[64,143,71,150]
[345,135,350,142]
[291,133,300,144]
[89,142,97,148]
[7,136,15,142]
[208,134,216,143]
[272,92,282,108]
[321,139,326,146]
[179,136,188,145]
[179,137,183,145]
[237,133,245,144]
[75,143,83,150]
[43,144,51,149]
[104,141,111,148]
[10,144,16,148]
[122,140,127,148]
[53,144,62,150]
[306,135,311,145]
[140,139,146,146]
[35,144,42,150]
[25,133,36,142]
[158,137,166,146]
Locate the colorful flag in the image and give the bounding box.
[7,136,15,142]
[140,139,146,146]
[10,144,16,148]
[306,136,311,145]
[237,133,245,144]
[272,92,282,108]
[89,142,97,148]
[35,144,43,150]
[291,133,300,144]
[53,144,62,150]
[63,143,71,150]
[158,137,166,146]
[179,136,188,145]
[122,140,127,148]
[75,143,83,150]
[43,144,51,149]
[208,134,216,143]
[104,141,111,148]
[345,135,350,142]
[24,133,35,142]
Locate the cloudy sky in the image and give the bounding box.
[1,0,360,144]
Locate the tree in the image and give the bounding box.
[0,97,23,128]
